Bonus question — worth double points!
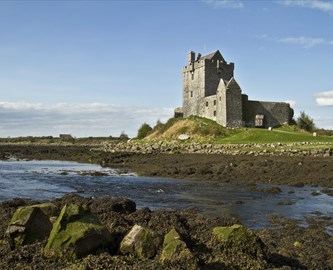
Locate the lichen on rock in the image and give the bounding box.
[212,224,268,260]
[119,224,161,259]
[160,228,197,269]
[44,204,112,258]
[6,203,56,246]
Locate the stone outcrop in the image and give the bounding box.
[212,224,268,260]
[44,204,112,258]
[160,228,197,269]
[6,203,57,246]
[119,224,161,259]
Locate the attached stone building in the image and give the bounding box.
[179,50,294,128]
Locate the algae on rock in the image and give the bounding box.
[212,224,268,259]
[6,203,56,246]
[160,228,197,269]
[44,204,112,258]
[120,224,161,259]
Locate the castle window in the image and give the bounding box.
[214,111,216,116]
[255,114,264,127]
[219,97,221,101]
[214,100,216,106]
[191,73,194,80]
[206,101,208,107]
[190,91,193,97]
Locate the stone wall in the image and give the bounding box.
[182,60,205,117]
[100,141,333,157]
[242,99,293,128]
[225,79,243,128]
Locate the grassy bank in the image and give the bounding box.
[145,116,333,145]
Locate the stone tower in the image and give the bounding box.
[182,50,242,128]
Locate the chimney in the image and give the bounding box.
[188,51,195,64]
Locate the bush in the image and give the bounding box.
[137,123,153,139]
[296,111,316,132]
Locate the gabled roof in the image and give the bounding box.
[199,50,225,62]
[226,77,241,91]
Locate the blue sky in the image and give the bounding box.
[0,0,332,137]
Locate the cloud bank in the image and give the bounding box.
[259,34,332,48]
[203,0,244,9]
[279,0,333,13]
[315,91,333,106]
[277,36,326,48]
[0,102,174,138]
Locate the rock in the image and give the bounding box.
[178,134,190,141]
[120,224,162,259]
[6,203,56,246]
[212,224,268,260]
[44,204,112,258]
[90,197,136,214]
[160,228,197,269]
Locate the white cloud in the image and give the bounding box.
[315,91,333,106]
[279,0,333,13]
[285,100,296,107]
[277,36,326,48]
[314,115,333,129]
[203,0,244,9]
[0,102,174,138]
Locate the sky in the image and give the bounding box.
[0,0,333,137]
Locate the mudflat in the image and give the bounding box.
[1,144,332,187]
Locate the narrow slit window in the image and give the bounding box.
[214,100,216,106]
[206,101,208,107]
[190,91,193,97]
[214,111,216,116]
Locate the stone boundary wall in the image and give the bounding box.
[100,141,333,157]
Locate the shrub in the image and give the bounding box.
[137,123,153,139]
[296,111,316,132]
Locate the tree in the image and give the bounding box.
[137,123,152,139]
[296,111,316,132]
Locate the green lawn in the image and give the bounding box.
[217,127,333,144]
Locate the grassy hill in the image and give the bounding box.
[145,116,333,144]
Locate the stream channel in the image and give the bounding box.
[0,159,332,229]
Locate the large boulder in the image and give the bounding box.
[212,224,268,260]
[6,203,57,246]
[44,204,112,258]
[160,228,197,269]
[119,224,162,258]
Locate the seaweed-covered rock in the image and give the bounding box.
[44,204,112,258]
[212,224,268,259]
[6,203,56,246]
[160,228,197,269]
[120,224,161,258]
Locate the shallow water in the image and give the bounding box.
[0,159,332,229]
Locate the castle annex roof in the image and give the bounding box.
[199,50,225,62]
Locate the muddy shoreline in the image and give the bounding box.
[1,144,332,187]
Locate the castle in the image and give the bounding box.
[177,50,294,128]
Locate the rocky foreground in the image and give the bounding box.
[0,144,333,269]
[0,194,332,270]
